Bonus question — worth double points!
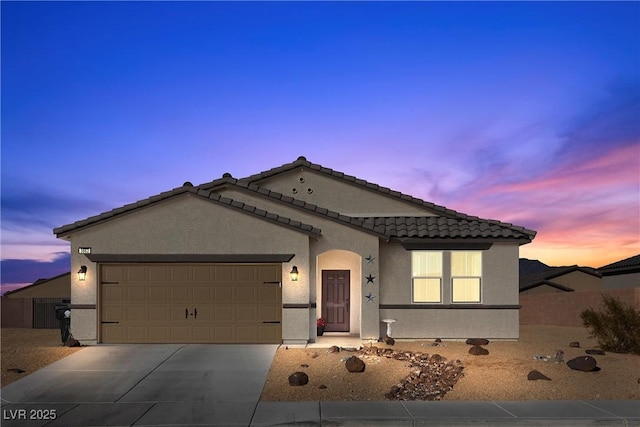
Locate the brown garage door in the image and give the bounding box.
[100,263,282,343]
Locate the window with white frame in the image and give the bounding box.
[451,251,482,303]
[411,251,442,303]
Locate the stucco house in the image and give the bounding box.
[1,272,71,328]
[599,254,640,289]
[519,266,601,295]
[53,156,536,345]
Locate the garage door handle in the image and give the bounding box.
[185,308,188,319]
[262,321,281,324]
[101,321,119,324]
[193,308,197,319]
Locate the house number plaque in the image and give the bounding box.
[78,247,91,254]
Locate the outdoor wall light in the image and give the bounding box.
[290,266,299,281]
[78,265,87,281]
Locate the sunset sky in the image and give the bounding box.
[2,1,639,291]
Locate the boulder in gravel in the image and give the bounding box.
[567,356,598,372]
[466,338,489,346]
[65,337,81,347]
[288,371,309,386]
[553,350,565,363]
[345,356,366,373]
[585,349,606,355]
[569,341,580,348]
[468,345,489,356]
[527,370,551,381]
[327,346,340,353]
[383,335,395,346]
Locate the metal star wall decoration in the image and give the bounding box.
[365,254,375,264]
[365,292,376,302]
[365,274,375,284]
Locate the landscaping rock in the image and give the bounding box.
[466,338,489,346]
[327,346,340,353]
[288,371,309,386]
[345,356,366,373]
[585,349,606,355]
[383,335,395,346]
[527,370,551,381]
[567,356,598,372]
[6,368,25,374]
[319,384,327,389]
[569,341,580,348]
[300,364,309,368]
[553,350,565,363]
[468,345,489,356]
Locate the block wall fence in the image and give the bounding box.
[520,287,640,327]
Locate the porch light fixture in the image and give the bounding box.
[78,265,87,281]
[289,266,299,281]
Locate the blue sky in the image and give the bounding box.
[2,1,639,291]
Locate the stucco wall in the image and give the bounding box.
[220,187,381,339]
[4,274,71,299]
[520,287,640,327]
[67,194,310,344]
[379,242,519,306]
[603,272,640,289]
[253,169,436,216]
[379,308,519,339]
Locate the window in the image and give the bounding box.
[451,251,482,303]
[411,251,442,303]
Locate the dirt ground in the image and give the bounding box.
[2,326,638,401]
[260,325,640,401]
[1,328,83,387]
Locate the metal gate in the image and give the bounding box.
[33,298,67,328]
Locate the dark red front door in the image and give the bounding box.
[322,270,350,332]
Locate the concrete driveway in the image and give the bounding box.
[0,344,278,426]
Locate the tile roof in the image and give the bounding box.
[355,216,533,240]
[54,156,536,243]
[598,254,640,272]
[53,186,321,238]
[519,265,601,292]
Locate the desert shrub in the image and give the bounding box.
[580,295,640,354]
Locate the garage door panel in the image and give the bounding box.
[148,266,169,282]
[258,286,279,302]
[214,287,233,302]
[128,287,147,301]
[236,266,257,282]
[148,326,168,342]
[127,326,146,342]
[236,287,256,301]
[214,306,233,321]
[193,287,211,302]
[103,266,124,282]
[213,326,233,342]
[101,263,282,344]
[149,306,170,321]
[126,306,147,321]
[192,266,212,282]
[171,287,190,301]
[170,266,190,282]
[148,287,169,301]
[258,306,280,322]
[214,266,233,282]
[126,266,146,282]
[258,265,280,282]
[236,306,257,321]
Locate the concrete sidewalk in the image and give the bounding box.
[1,399,638,426]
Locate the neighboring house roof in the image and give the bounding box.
[519,266,601,293]
[54,157,536,243]
[598,254,640,276]
[54,186,321,238]
[3,271,71,298]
